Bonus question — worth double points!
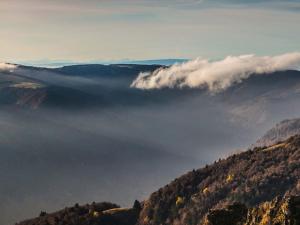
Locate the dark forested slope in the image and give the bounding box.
[16,202,141,225]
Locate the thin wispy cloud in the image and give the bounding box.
[1,0,299,62]
[131,52,300,92]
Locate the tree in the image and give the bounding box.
[133,200,142,210]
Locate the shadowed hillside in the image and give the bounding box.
[16,202,141,225]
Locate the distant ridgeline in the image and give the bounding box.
[2,64,300,116]
[17,134,300,225]
[254,118,300,148]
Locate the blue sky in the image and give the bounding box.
[0,0,299,62]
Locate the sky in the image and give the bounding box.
[0,0,300,63]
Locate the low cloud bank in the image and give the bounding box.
[131,52,300,92]
[0,63,17,71]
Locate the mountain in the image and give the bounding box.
[254,118,300,147]
[217,70,300,126]
[53,64,162,78]
[138,135,300,225]
[3,65,300,126]
[2,64,300,116]
[17,134,300,225]
[14,59,188,68]
[1,64,201,110]
[0,64,164,109]
[119,59,188,66]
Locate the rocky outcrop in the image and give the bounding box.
[203,196,300,225]
[202,203,248,225]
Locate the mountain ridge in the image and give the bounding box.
[254,118,300,147]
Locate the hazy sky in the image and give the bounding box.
[0,0,300,62]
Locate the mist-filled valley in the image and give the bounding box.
[2,0,300,224]
[1,61,300,224]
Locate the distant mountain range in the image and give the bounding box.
[14,59,188,68]
[17,133,300,225]
[2,64,300,118]
[0,64,163,108]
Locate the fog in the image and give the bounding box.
[0,105,239,224]
[1,65,300,224]
[0,102,246,224]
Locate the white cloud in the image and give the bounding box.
[131,52,300,92]
[0,63,17,71]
